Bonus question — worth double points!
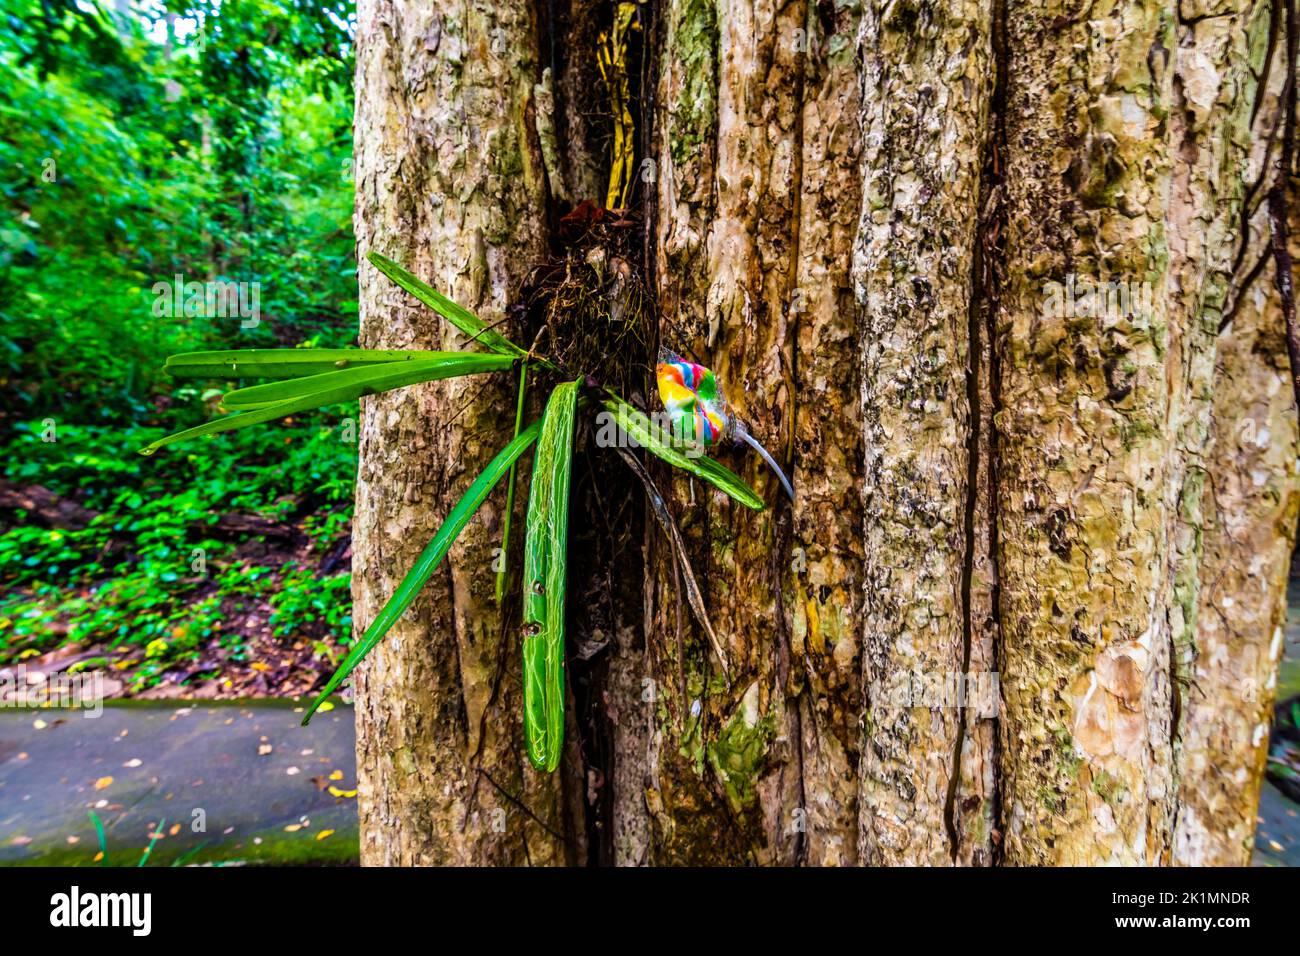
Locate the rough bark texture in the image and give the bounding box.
[1171,1,1300,852]
[348,0,1300,865]
[1174,211,1300,864]
[996,0,1181,865]
[853,0,994,866]
[351,0,572,865]
[1161,0,1267,820]
[640,0,808,865]
[789,0,868,868]
[632,0,872,865]
[1167,0,1295,865]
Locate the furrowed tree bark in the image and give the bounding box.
[351,0,572,865]
[641,0,809,864]
[997,0,1180,864]
[1174,7,1300,855]
[636,0,872,864]
[348,0,1299,865]
[788,0,868,868]
[1162,0,1268,814]
[1174,205,1300,864]
[853,0,995,866]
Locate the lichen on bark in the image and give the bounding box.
[997,0,1179,865]
[852,0,996,866]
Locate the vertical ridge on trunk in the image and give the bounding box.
[853,0,995,866]
[1172,11,1300,850]
[953,0,1009,867]
[997,0,1178,864]
[640,0,728,863]
[786,0,867,867]
[639,0,877,865]
[643,0,812,864]
[1163,0,1282,863]
[1174,203,1300,863]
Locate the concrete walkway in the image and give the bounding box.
[0,689,1296,866]
[0,700,357,866]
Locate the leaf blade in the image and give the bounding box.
[141,354,515,455]
[164,349,445,380]
[302,419,544,724]
[601,396,765,510]
[367,252,526,357]
[221,353,510,409]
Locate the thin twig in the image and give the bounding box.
[616,447,731,684]
[1269,186,1299,409]
[475,767,565,842]
[495,361,529,604]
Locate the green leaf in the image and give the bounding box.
[302,419,544,725]
[139,817,164,867]
[221,352,512,409]
[87,809,107,864]
[140,355,514,455]
[164,349,445,380]
[601,396,765,511]
[521,380,580,772]
[496,361,529,605]
[367,252,526,358]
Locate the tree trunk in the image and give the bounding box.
[351,0,1300,865]
[853,0,994,867]
[638,0,859,866]
[1173,195,1300,864]
[351,0,575,865]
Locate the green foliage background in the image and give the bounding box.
[0,0,359,688]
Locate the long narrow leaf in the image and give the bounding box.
[302,420,544,724]
[164,348,444,380]
[522,380,580,772]
[87,810,107,865]
[140,354,515,455]
[139,818,164,867]
[367,252,526,358]
[221,353,511,409]
[601,396,765,511]
[495,361,529,605]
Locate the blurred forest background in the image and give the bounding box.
[0,0,359,698]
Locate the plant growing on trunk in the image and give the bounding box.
[140,252,767,771]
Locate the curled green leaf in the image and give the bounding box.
[522,380,580,772]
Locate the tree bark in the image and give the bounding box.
[638,0,811,865]
[1174,206,1300,864]
[1173,8,1300,854]
[853,0,995,867]
[350,0,1300,865]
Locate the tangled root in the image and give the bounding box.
[519,211,650,395]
